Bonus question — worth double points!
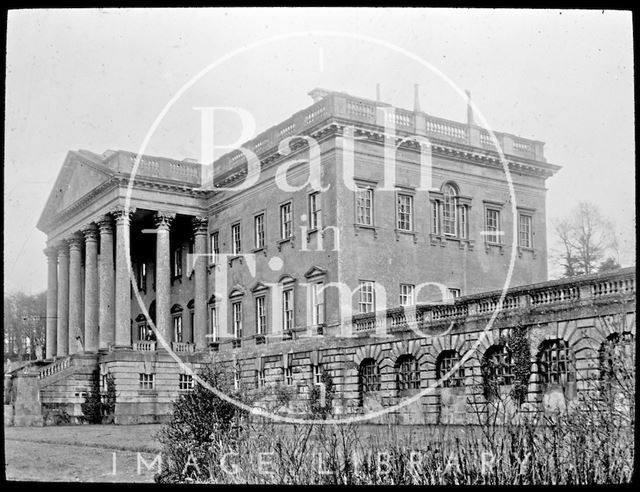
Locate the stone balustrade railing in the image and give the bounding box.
[172,342,195,353]
[213,91,546,181]
[38,357,71,379]
[352,268,636,333]
[133,341,156,351]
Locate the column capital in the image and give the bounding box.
[96,215,114,234]
[192,215,209,235]
[111,206,136,225]
[44,246,58,260]
[82,223,99,242]
[67,232,84,250]
[56,240,70,257]
[154,211,176,230]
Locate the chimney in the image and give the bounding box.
[414,84,421,112]
[376,83,381,102]
[466,90,475,125]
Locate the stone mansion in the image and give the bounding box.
[6,88,633,425]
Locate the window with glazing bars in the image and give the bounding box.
[231,223,241,254]
[485,209,501,244]
[539,339,575,385]
[280,202,292,239]
[356,188,373,226]
[483,345,515,386]
[437,350,465,388]
[397,194,413,231]
[254,213,265,249]
[518,214,532,248]
[359,359,380,394]
[255,296,267,335]
[358,281,375,314]
[282,289,294,331]
[396,354,420,391]
[179,374,193,390]
[232,301,242,339]
[309,192,321,229]
[139,373,154,390]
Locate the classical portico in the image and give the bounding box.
[37,150,209,359]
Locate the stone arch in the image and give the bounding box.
[390,339,422,363]
[170,304,183,314]
[354,343,386,366]
[424,332,468,367]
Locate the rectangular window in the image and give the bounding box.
[282,289,294,331]
[173,247,183,277]
[358,280,375,314]
[254,214,265,249]
[443,200,456,236]
[311,282,325,325]
[397,194,413,231]
[518,214,533,248]
[139,373,154,390]
[280,202,292,239]
[399,284,415,307]
[255,296,267,335]
[309,192,321,229]
[485,209,501,244]
[210,231,219,264]
[356,187,373,226]
[284,367,293,386]
[234,366,240,390]
[179,374,193,391]
[209,306,219,342]
[313,364,322,385]
[431,201,441,235]
[257,369,266,388]
[137,262,147,291]
[458,206,468,239]
[448,288,461,299]
[231,223,241,255]
[232,301,243,339]
[173,316,182,342]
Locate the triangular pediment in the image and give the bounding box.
[304,266,327,279]
[37,151,116,233]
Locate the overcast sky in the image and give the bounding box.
[4,8,635,294]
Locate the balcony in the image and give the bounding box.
[133,341,156,351]
[171,342,195,353]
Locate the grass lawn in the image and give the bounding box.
[4,424,164,482]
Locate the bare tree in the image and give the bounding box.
[552,202,618,277]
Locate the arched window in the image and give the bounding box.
[600,332,634,382]
[482,345,515,389]
[396,354,420,391]
[436,350,465,388]
[359,358,380,405]
[538,339,575,386]
[443,184,458,236]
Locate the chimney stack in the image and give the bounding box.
[414,84,421,112]
[466,89,475,125]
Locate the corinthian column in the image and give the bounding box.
[83,224,99,352]
[192,216,209,350]
[97,216,115,349]
[56,242,70,357]
[44,246,58,360]
[113,207,135,348]
[68,233,84,354]
[155,211,175,346]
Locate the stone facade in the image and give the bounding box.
[20,88,633,425]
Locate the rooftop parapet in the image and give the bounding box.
[212,89,548,180]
